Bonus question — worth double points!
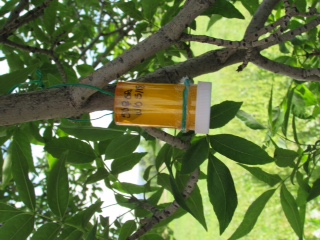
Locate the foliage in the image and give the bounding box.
[0,0,319,239]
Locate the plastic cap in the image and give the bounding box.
[195,82,212,134]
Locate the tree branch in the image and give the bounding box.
[4,0,29,27]
[142,128,191,150]
[128,168,200,240]
[0,47,245,126]
[71,0,216,107]
[251,53,320,82]
[1,39,68,83]
[244,0,281,40]
[0,0,54,39]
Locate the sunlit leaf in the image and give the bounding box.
[210,101,243,129]
[236,110,266,130]
[31,223,60,240]
[0,213,34,240]
[118,220,136,240]
[105,134,140,159]
[229,189,276,239]
[280,184,303,238]
[210,134,274,165]
[239,164,282,187]
[45,137,96,164]
[207,154,237,234]
[111,152,147,174]
[47,154,69,218]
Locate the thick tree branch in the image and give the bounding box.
[0,48,245,126]
[251,53,320,82]
[71,0,216,107]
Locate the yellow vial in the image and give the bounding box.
[114,81,212,134]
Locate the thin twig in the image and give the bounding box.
[0,0,54,38]
[4,0,29,27]
[128,168,200,240]
[142,128,191,150]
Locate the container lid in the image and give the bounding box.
[195,82,212,134]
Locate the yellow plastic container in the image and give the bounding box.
[114,81,212,134]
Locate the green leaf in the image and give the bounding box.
[66,201,102,229]
[229,189,276,239]
[43,0,58,35]
[118,220,136,240]
[308,178,320,201]
[13,129,35,173]
[157,173,172,192]
[181,137,209,174]
[207,154,237,234]
[45,137,96,164]
[155,144,172,171]
[239,164,282,187]
[86,222,97,240]
[116,1,144,21]
[282,87,294,136]
[210,101,243,129]
[112,182,157,194]
[105,134,140,159]
[11,141,36,211]
[210,134,274,165]
[76,64,94,78]
[1,152,13,190]
[111,152,147,174]
[203,0,245,19]
[274,148,298,168]
[0,213,34,240]
[0,203,24,222]
[86,167,109,184]
[236,110,266,130]
[239,0,259,15]
[31,223,61,240]
[47,154,69,218]
[141,0,158,20]
[0,66,36,95]
[280,184,303,238]
[176,173,207,230]
[140,234,164,240]
[59,125,124,141]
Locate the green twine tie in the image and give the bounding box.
[182,79,191,132]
